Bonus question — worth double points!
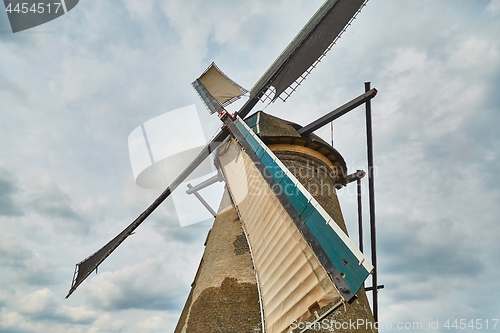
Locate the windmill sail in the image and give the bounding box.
[193,62,248,114]
[5,0,80,33]
[219,114,373,332]
[250,0,368,103]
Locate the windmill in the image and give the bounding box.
[67,0,381,331]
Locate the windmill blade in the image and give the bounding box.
[66,129,228,298]
[250,0,368,103]
[193,0,368,118]
[192,62,248,115]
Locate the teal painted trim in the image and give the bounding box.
[260,153,282,186]
[255,146,266,159]
[279,174,296,197]
[264,155,286,185]
[260,152,275,170]
[237,121,260,152]
[286,184,309,216]
[247,135,260,153]
[305,210,368,291]
[234,119,247,136]
[244,113,259,132]
[299,202,315,222]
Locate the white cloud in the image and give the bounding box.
[486,0,500,15]
[451,37,490,69]
[15,289,57,316]
[0,233,56,287]
[58,305,99,324]
[82,256,188,311]
[0,310,25,329]
[0,163,24,216]
[137,315,164,331]
[388,48,428,74]
[123,0,155,20]
[56,50,114,103]
[92,313,125,332]
[0,233,31,264]
[25,174,89,235]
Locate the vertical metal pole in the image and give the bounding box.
[357,174,364,291]
[357,175,363,254]
[365,82,378,323]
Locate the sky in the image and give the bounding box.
[0,0,499,332]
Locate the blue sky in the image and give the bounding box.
[0,0,499,332]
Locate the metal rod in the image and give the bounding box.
[357,174,363,254]
[185,171,222,194]
[336,169,365,189]
[186,184,217,217]
[365,81,378,322]
[298,88,377,135]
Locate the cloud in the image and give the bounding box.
[27,174,89,235]
[0,164,90,236]
[0,164,24,216]
[486,0,500,15]
[0,233,57,286]
[83,256,188,311]
[379,215,485,279]
[15,289,57,319]
[153,221,211,244]
[148,203,212,244]
[121,179,212,244]
[91,313,125,332]
[0,311,32,333]
[0,234,32,268]
[123,0,155,21]
[57,305,99,325]
[388,48,427,74]
[0,289,123,332]
[137,315,164,331]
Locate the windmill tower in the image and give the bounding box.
[174,111,377,333]
[66,0,381,332]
